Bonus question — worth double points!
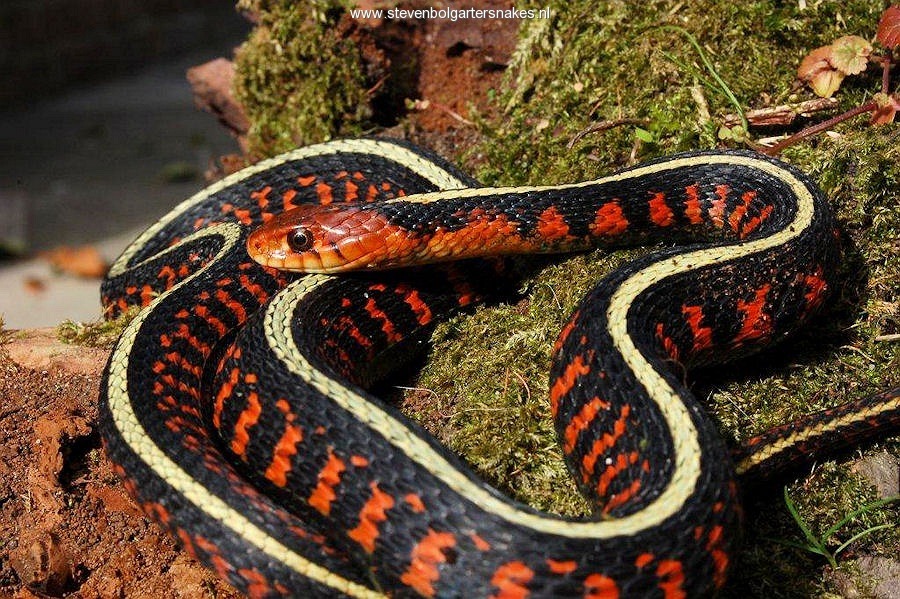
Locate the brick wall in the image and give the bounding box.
[0,0,248,107]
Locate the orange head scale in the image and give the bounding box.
[246,203,418,273]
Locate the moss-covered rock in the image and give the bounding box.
[233,0,369,157]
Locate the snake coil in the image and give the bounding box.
[100,138,900,598]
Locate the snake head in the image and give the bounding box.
[247,204,402,273]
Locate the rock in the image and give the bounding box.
[829,569,863,598]
[858,555,900,599]
[852,451,900,499]
[9,531,73,597]
[186,58,250,149]
[1,328,109,375]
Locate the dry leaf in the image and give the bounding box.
[798,46,833,81]
[829,35,872,75]
[798,46,846,97]
[876,5,900,49]
[871,92,900,125]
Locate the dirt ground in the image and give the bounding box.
[0,7,517,598]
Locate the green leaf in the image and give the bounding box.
[634,127,655,143]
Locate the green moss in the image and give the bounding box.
[233,0,369,157]
[472,1,884,185]
[56,307,141,349]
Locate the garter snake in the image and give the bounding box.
[100,138,900,598]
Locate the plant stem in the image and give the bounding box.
[762,100,878,156]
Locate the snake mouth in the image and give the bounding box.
[246,227,288,268]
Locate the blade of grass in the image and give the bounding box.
[822,495,900,541]
[655,25,748,132]
[834,523,896,559]
[783,487,827,552]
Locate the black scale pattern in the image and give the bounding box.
[100,140,885,599]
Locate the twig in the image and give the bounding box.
[409,99,474,126]
[875,333,900,342]
[761,100,878,155]
[722,98,839,128]
[882,54,892,95]
[567,118,650,148]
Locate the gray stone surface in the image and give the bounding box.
[852,451,900,499]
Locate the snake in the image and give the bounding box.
[99,137,900,598]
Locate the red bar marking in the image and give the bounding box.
[403,289,433,326]
[739,204,774,237]
[213,367,240,428]
[316,181,333,205]
[347,482,395,553]
[682,305,713,354]
[583,573,619,598]
[553,310,580,353]
[563,396,611,454]
[546,559,578,575]
[215,289,248,323]
[404,493,426,513]
[735,284,772,343]
[400,529,457,597]
[648,192,674,227]
[595,451,640,497]
[602,478,641,514]
[308,449,346,516]
[580,405,630,482]
[251,186,271,210]
[470,533,491,551]
[683,184,703,224]
[803,268,828,315]
[655,323,680,361]
[231,391,261,458]
[635,553,654,569]
[233,208,253,225]
[264,399,304,487]
[536,205,571,240]
[345,180,359,201]
[589,201,629,236]
[656,560,686,599]
[193,304,228,336]
[364,298,403,343]
[489,561,534,599]
[709,184,728,228]
[549,355,591,417]
[728,190,756,233]
[237,568,274,599]
[239,274,270,304]
[335,316,374,349]
[282,188,299,211]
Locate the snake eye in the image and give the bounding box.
[287,228,313,252]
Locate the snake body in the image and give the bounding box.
[100,138,900,598]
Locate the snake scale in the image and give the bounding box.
[99,138,900,598]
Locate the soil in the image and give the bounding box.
[0,332,240,598]
[0,6,516,598]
